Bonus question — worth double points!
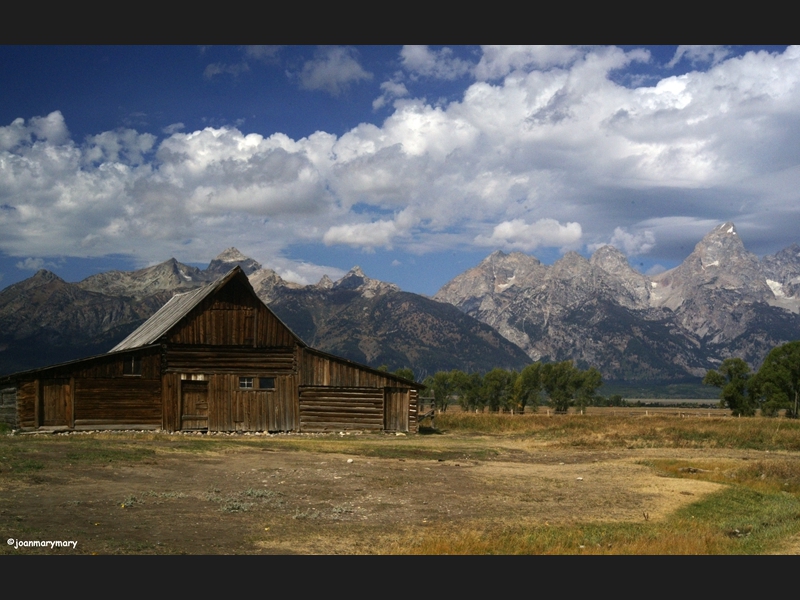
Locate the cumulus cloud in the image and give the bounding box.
[204,62,250,79]
[162,122,185,135]
[266,256,346,286]
[297,47,372,96]
[372,77,409,110]
[667,45,731,68]
[589,227,656,256]
[323,220,400,251]
[15,257,54,270]
[2,46,800,280]
[474,45,583,80]
[475,219,583,252]
[244,45,281,63]
[84,129,156,165]
[400,46,473,80]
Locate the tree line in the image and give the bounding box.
[703,340,800,418]
[407,362,609,414]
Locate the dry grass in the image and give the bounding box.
[435,411,800,451]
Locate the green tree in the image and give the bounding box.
[513,363,543,413]
[749,341,800,418]
[423,371,456,412]
[393,367,415,382]
[451,370,484,412]
[482,368,515,412]
[702,357,755,416]
[573,366,603,412]
[542,361,578,413]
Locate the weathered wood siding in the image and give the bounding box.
[0,387,16,428]
[300,349,397,388]
[73,378,161,427]
[165,346,295,373]
[384,387,409,433]
[206,373,297,432]
[162,372,181,431]
[69,350,160,380]
[168,277,297,347]
[299,387,384,432]
[17,381,35,429]
[409,389,418,434]
[42,378,72,427]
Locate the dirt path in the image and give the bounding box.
[1,442,726,554]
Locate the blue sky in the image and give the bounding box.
[1,45,797,296]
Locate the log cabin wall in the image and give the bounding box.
[167,276,296,347]
[11,348,161,431]
[0,387,17,428]
[298,348,417,433]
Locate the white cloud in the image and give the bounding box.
[667,45,731,68]
[162,122,185,135]
[474,45,583,80]
[84,129,156,165]
[323,220,400,251]
[475,218,582,252]
[244,45,281,63]
[266,256,346,286]
[373,77,409,110]
[204,62,250,79]
[400,46,473,80]
[2,46,800,279]
[589,227,655,256]
[16,257,45,270]
[297,47,372,96]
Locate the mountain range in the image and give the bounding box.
[435,223,800,381]
[0,248,530,378]
[1,223,798,383]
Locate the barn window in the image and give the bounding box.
[259,377,275,389]
[239,377,254,389]
[123,355,141,376]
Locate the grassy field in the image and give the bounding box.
[1,411,799,554]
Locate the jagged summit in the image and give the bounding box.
[316,274,334,289]
[206,248,262,277]
[333,266,399,297]
[32,269,64,283]
[214,247,250,262]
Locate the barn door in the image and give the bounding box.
[181,380,208,430]
[384,387,409,433]
[41,379,71,427]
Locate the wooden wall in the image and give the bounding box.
[300,349,399,388]
[0,387,16,429]
[162,371,298,432]
[168,277,297,347]
[73,378,161,428]
[165,346,295,373]
[299,387,384,432]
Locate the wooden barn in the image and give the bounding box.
[0,267,421,434]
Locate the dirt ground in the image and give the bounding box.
[6,429,784,554]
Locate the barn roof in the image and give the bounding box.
[110,266,305,352]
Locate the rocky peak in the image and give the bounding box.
[31,269,65,284]
[761,243,800,306]
[77,258,207,297]
[248,268,298,304]
[548,252,591,279]
[316,274,334,289]
[590,245,651,308]
[590,245,631,275]
[651,222,769,306]
[206,248,262,277]
[334,266,399,297]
